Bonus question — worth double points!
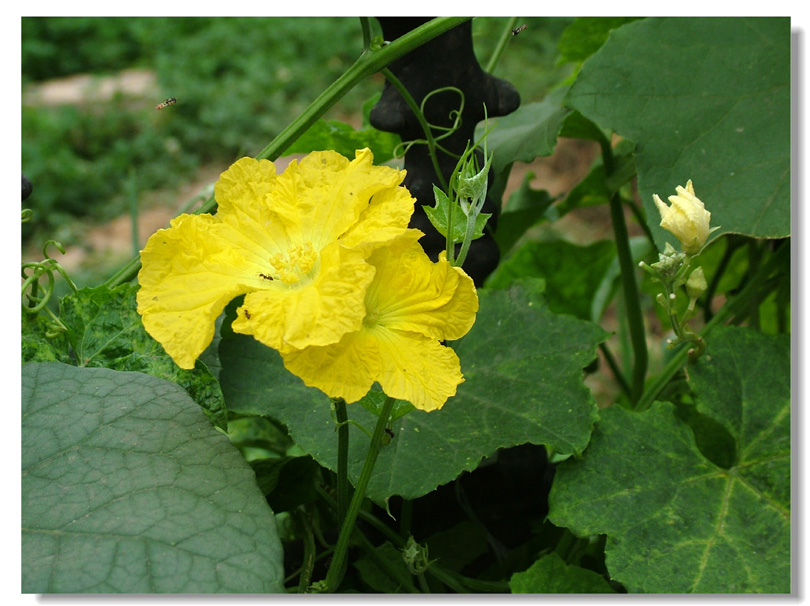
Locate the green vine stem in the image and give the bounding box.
[636,240,789,412]
[103,17,471,290]
[319,395,397,592]
[484,17,519,73]
[314,484,508,593]
[332,398,350,527]
[601,138,647,404]
[291,508,317,593]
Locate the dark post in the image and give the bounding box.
[369,18,520,285]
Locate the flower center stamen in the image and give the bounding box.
[269,241,318,284]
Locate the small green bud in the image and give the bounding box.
[686,266,708,300]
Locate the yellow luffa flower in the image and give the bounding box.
[653,179,718,255]
[137,149,415,369]
[280,230,478,412]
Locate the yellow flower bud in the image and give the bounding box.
[653,180,717,255]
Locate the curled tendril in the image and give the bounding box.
[22,240,77,336]
[22,209,33,223]
[392,87,466,160]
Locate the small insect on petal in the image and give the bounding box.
[511,24,527,36]
[155,97,177,110]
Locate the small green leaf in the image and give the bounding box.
[219,282,606,502]
[22,362,283,593]
[423,184,490,243]
[549,327,790,593]
[510,553,615,593]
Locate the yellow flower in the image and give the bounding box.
[280,230,478,412]
[137,149,415,369]
[653,180,718,255]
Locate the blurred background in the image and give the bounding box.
[22,17,588,289]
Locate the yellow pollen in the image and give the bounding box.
[269,241,318,284]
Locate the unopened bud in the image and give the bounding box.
[686,266,708,300]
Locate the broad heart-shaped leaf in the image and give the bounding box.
[548,326,790,593]
[219,283,605,502]
[22,362,284,593]
[687,326,791,511]
[567,17,790,247]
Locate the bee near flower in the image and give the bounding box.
[155,97,177,110]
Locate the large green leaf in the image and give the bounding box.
[687,326,791,510]
[22,362,284,593]
[219,283,606,502]
[567,17,790,246]
[548,327,790,593]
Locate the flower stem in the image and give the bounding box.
[320,395,397,593]
[291,508,317,593]
[332,398,350,526]
[484,17,519,73]
[636,241,789,411]
[102,17,470,289]
[602,139,647,404]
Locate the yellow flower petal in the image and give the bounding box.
[281,325,464,412]
[137,214,260,369]
[281,330,381,405]
[653,180,715,255]
[138,149,418,370]
[339,167,415,253]
[232,241,375,350]
[214,157,299,256]
[276,149,410,251]
[365,231,478,341]
[372,328,465,411]
[279,230,478,411]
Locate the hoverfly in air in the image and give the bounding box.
[511,24,527,36]
[155,97,177,110]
